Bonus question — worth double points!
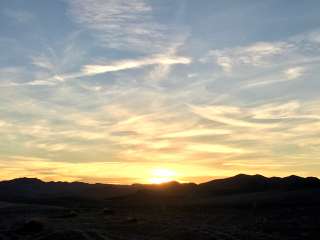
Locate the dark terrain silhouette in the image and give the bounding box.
[1,174,319,206]
[0,174,320,239]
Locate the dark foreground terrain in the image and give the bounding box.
[0,174,320,240]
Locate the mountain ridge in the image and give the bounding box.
[3,173,319,186]
[1,174,320,206]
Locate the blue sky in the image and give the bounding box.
[1,0,320,183]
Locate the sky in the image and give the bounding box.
[1,0,320,184]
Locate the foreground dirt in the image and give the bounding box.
[0,202,319,240]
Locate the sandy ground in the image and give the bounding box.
[0,201,320,240]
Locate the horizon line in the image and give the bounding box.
[1,173,318,186]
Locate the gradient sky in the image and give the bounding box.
[1,0,320,184]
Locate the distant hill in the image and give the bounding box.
[0,174,319,206]
[198,174,320,195]
[0,177,135,205]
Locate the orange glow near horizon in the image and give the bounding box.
[0,156,314,185]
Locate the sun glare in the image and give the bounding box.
[148,168,176,184]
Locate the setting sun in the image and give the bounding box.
[148,168,177,184]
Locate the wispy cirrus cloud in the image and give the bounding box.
[202,31,320,91]
[65,0,190,83]
[251,101,320,121]
[68,0,183,53]
[205,41,292,72]
[162,128,231,138]
[82,54,191,76]
[190,100,320,128]
[186,143,248,154]
[31,55,55,70]
[17,52,191,85]
[189,104,278,129]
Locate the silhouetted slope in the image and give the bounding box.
[0,174,319,206]
[0,178,135,205]
[198,174,320,195]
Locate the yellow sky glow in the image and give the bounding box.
[148,168,177,184]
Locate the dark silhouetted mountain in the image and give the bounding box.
[112,181,198,206]
[198,174,320,195]
[0,178,136,205]
[0,174,319,206]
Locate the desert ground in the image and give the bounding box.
[1,194,320,240]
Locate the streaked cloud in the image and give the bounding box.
[162,128,231,138]
[207,41,292,72]
[251,101,301,120]
[31,55,55,70]
[82,54,191,76]
[189,105,278,129]
[186,143,248,154]
[68,0,184,53]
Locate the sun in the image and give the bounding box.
[148,168,176,184]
